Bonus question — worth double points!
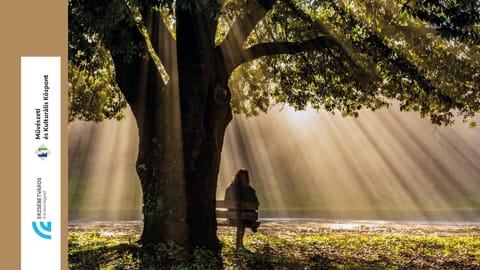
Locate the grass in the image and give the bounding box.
[69,225,480,270]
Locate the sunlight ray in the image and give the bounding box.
[71,104,480,223]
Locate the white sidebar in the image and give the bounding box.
[21,57,61,270]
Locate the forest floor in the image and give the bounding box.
[69,220,480,269]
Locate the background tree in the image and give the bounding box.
[69,0,480,254]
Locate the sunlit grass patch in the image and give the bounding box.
[237,233,480,269]
[68,231,140,269]
[69,228,480,269]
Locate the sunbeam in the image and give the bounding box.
[69,102,480,223]
[217,105,480,222]
[68,106,141,222]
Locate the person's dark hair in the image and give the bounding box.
[232,168,251,188]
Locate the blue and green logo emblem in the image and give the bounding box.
[35,144,50,160]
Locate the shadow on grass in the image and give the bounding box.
[223,245,394,270]
[69,241,223,270]
[69,243,139,270]
[69,241,479,270]
[222,245,479,270]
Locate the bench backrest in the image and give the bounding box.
[216,200,259,221]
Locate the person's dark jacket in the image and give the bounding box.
[224,184,259,225]
[224,184,259,206]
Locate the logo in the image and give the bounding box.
[32,221,52,240]
[35,144,50,160]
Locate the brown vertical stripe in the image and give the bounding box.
[0,1,67,269]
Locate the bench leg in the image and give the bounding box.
[235,225,245,249]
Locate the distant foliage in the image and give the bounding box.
[68,44,126,122]
[68,0,137,122]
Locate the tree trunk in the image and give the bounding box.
[176,7,232,251]
[110,6,232,253]
[113,46,190,249]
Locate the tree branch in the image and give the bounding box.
[221,0,372,79]
[219,0,276,72]
[222,0,276,45]
[236,34,371,84]
[244,36,332,60]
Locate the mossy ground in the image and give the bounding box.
[69,221,480,269]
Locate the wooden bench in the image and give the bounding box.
[216,200,260,249]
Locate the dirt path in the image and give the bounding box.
[69,220,480,238]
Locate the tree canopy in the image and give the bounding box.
[69,0,480,126]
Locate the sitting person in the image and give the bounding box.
[224,168,260,249]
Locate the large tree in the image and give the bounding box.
[69,0,480,253]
